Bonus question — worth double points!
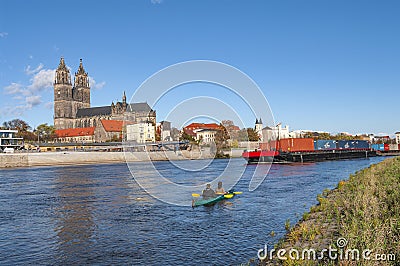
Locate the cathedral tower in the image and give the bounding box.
[54,57,74,129]
[73,59,90,108]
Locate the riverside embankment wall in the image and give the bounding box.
[0,150,220,168]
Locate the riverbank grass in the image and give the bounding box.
[260,157,400,265]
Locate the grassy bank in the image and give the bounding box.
[259,157,400,265]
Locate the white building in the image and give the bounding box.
[262,124,290,141]
[396,132,400,144]
[196,129,217,144]
[0,129,24,151]
[126,122,155,143]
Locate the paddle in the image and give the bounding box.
[192,193,201,197]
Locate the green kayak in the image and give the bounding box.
[192,193,235,207]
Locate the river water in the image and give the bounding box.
[0,157,386,265]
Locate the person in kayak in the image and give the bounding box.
[215,181,226,195]
[202,183,216,199]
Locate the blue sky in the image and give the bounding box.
[0,0,399,135]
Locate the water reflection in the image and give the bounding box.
[53,167,97,264]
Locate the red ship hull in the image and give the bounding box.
[242,150,280,163]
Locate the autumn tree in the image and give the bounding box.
[214,124,230,157]
[237,129,248,141]
[303,132,315,139]
[2,119,37,141]
[334,133,354,140]
[155,130,161,142]
[2,119,31,132]
[221,120,239,140]
[246,128,260,141]
[20,131,37,141]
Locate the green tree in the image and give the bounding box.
[36,123,56,142]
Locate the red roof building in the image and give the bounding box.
[182,123,222,144]
[184,123,221,131]
[96,120,125,142]
[55,127,95,137]
[100,120,123,132]
[55,127,96,143]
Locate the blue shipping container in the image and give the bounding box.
[353,140,369,149]
[371,144,384,151]
[314,140,336,150]
[337,140,354,149]
[337,140,370,149]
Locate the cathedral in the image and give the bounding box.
[53,57,156,131]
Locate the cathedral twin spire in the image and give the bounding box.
[55,57,126,113]
[54,57,71,85]
[74,59,89,88]
[55,57,89,88]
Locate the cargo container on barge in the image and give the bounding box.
[314,140,336,150]
[242,138,377,164]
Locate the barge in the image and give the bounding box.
[242,149,377,164]
[242,138,378,164]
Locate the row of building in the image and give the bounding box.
[54,120,173,144]
[53,121,223,145]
